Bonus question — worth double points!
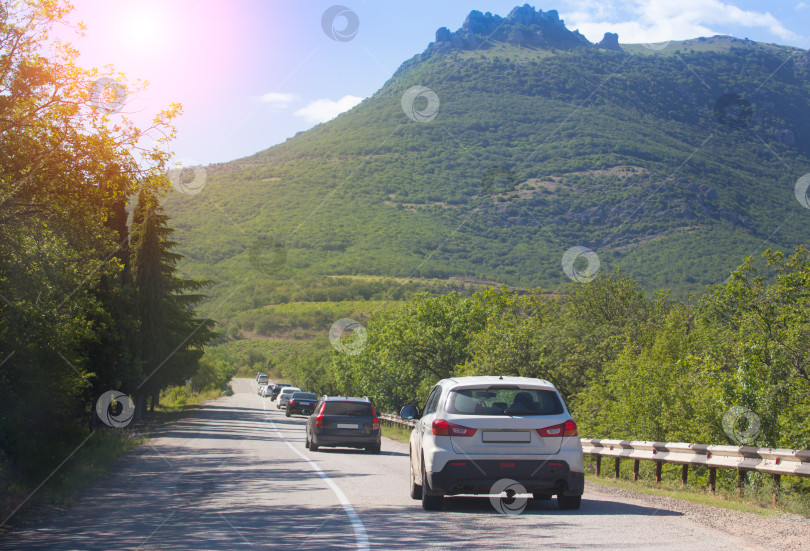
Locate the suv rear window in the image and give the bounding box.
[446,387,563,416]
[322,402,372,416]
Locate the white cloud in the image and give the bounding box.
[797,2,807,10]
[255,92,299,107]
[563,0,798,44]
[294,95,363,124]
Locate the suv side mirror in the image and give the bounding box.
[400,405,421,420]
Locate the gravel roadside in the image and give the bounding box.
[585,482,810,551]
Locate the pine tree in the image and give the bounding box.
[85,197,141,426]
[130,188,216,417]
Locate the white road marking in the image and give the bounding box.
[262,399,370,551]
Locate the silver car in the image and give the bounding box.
[401,376,584,511]
[276,387,301,409]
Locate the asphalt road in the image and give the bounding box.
[1,378,768,550]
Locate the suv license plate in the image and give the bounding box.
[482,431,531,443]
[337,423,359,429]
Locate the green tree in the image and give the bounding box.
[129,188,216,416]
[333,291,490,411]
[0,0,177,476]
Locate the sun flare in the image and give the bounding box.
[127,13,159,45]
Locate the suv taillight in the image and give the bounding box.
[372,409,379,431]
[537,420,578,437]
[314,404,324,428]
[289,400,295,406]
[432,419,476,437]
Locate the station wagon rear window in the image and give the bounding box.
[445,387,563,416]
[291,393,317,400]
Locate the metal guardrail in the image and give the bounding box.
[379,413,415,428]
[581,439,810,478]
[378,414,810,503]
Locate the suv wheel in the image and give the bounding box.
[421,461,443,511]
[309,437,319,452]
[305,431,311,449]
[557,494,581,510]
[409,453,422,500]
[285,410,291,417]
[365,443,381,454]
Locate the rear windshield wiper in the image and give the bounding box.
[503,408,537,415]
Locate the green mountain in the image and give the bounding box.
[166,5,810,321]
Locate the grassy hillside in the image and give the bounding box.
[165,9,810,324]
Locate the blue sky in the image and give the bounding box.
[66,1,810,166]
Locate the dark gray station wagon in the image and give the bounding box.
[305,396,381,453]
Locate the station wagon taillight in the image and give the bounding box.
[314,404,325,428]
[432,419,476,437]
[537,420,578,437]
[372,409,379,430]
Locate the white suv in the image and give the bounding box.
[400,376,584,511]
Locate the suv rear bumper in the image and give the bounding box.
[427,459,584,496]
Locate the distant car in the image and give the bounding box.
[256,372,267,382]
[276,387,301,409]
[270,383,291,401]
[257,374,269,386]
[260,384,274,397]
[305,396,380,453]
[257,384,268,396]
[286,392,318,417]
[400,375,584,511]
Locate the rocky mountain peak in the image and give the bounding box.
[427,4,596,54]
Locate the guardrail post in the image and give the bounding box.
[655,461,662,483]
[681,464,688,487]
[772,474,781,506]
[737,470,748,497]
[595,455,602,476]
[614,457,621,479]
[708,468,716,493]
[633,459,640,482]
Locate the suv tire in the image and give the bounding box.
[421,461,443,511]
[409,453,422,500]
[557,494,581,510]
